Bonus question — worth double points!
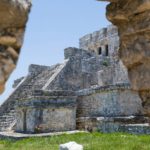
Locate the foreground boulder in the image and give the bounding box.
[0,0,31,94]
[59,142,83,150]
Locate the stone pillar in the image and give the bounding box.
[0,0,31,94]
[98,0,150,116]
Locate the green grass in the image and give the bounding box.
[0,132,150,150]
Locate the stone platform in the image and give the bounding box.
[77,116,150,134]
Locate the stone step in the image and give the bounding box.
[0,109,15,115]
[32,65,60,89]
[0,114,14,118]
[0,110,15,114]
[0,106,16,131]
[0,118,14,122]
[0,125,12,129]
[99,123,150,134]
[0,125,12,128]
[77,116,150,126]
[0,121,13,125]
[0,121,14,125]
[0,127,8,131]
[0,125,13,129]
[77,116,150,134]
[0,114,15,118]
[0,126,13,131]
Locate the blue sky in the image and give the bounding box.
[0,0,110,103]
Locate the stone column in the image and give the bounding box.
[98,0,150,116]
[0,0,31,93]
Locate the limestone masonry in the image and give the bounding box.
[0,25,150,134]
[98,0,150,117]
[0,0,31,94]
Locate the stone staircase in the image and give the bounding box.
[31,64,62,90]
[0,109,16,131]
[42,59,69,90]
[0,75,28,131]
[0,63,64,131]
[0,96,18,131]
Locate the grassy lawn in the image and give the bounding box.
[0,132,150,150]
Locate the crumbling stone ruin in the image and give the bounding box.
[0,0,149,134]
[0,0,31,94]
[98,0,150,117]
[0,25,149,134]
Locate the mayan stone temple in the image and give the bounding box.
[0,25,150,134]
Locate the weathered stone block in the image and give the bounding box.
[77,85,143,117]
[60,142,83,150]
[15,90,77,133]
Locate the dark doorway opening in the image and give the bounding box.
[23,109,27,132]
[105,45,109,56]
[98,47,102,55]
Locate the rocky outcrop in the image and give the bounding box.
[0,0,31,94]
[98,0,150,116]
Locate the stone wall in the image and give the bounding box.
[46,47,99,91]
[79,25,119,58]
[46,47,129,91]
[98,60,129,86]
[16,90,77,133]
[0,0,31,94]
[76,84,147,134]
[77,116,150,134]
[77,84,143,118]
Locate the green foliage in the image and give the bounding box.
[102,60,109,67]
[0,132,150,150]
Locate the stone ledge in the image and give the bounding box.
[33,90,76,97]
[77,116,149,124]
[17,90,77,108]
[77,83,131,96]
[77,116,150,134]
[0,130,86,140]
[17,98,77,108]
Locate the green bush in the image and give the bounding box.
[102,60,109,67]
